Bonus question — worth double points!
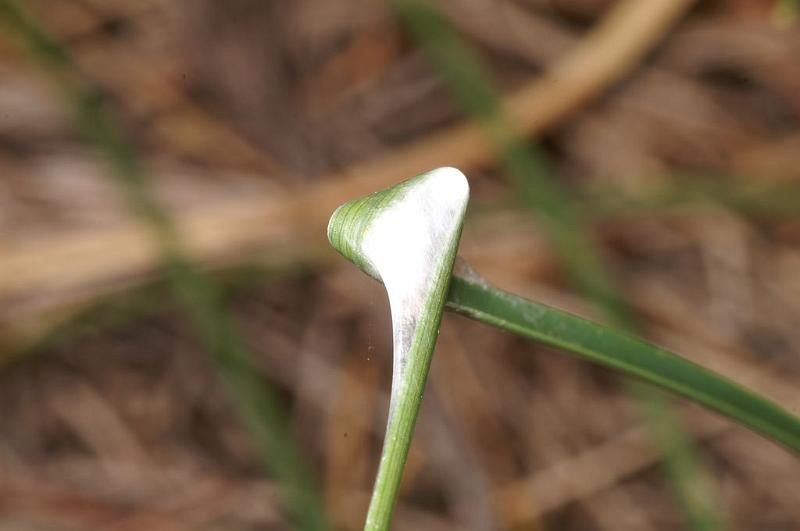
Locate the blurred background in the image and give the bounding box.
[1,0,800,529]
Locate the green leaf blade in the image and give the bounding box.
[447,275,800,454]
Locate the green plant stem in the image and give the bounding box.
[394,1,722,529]
[0,3,327,530]
[361,257,457,530]
[773,0,799,24]
[582,178,800,219]
[364,315,443,530]
[327,169,468,530]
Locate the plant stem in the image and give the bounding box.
[328,168,469,530]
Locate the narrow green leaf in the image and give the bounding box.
[447,273,800,454]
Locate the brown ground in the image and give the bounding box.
[1,0,800,529]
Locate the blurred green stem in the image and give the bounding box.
[393,1,722,529]
[0,3,328,530]
[583,178,800,218]
[773,0,799,25]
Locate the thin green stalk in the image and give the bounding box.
[773,0,799,24]
[393,2,722,529]
[0,4,327,530]
[328,168,469,530]
[582,178,800,219]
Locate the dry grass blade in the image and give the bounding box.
[1,0,699,348]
